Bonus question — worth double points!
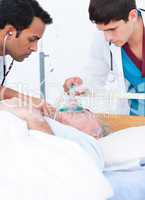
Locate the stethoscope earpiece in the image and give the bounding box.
[7,32,13,36]
[1,32,14,86]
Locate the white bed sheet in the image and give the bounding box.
[0,111,113,200]
[47,117,145,171]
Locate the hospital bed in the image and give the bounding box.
[54,89,145,199]
[106,169,145,200]
[46,111,145,200]
[42,87,145,200]
[100,114,145,200]
[96,113,145,131]
[1,109,145,200]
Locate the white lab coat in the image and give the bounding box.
[81,9,145,115]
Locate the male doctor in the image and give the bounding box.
[0,0,54,115]
[64,0,145,116]
[0,0,105,138]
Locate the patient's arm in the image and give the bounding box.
[0,98,53,134]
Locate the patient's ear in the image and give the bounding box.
[95,116,112,137]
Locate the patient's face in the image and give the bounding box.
[57,111,109,139]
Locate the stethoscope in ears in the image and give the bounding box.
[1,31,15,86]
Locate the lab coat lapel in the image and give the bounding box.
[109,44,127,92]
[140,9,145,26]
[109,44,130,115]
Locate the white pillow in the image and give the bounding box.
[47,117,145,171]
[47,117,104,169]
[98,126,145,170]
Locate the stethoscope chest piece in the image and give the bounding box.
[105,70,118,91]
[107,70,116,83]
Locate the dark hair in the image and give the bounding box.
[0,0,52,31]
[89,0,137,24]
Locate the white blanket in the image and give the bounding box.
[98,126,145,170]
[0,111,112,200]
[47,117,145,171]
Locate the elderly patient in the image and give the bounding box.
[0,97,107,139]
[0,98,113,200]
[2,99,145,200]
[1,97,145,172]
[0,98,110,168]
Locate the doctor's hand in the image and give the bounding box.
[0,98,53,134]
[30,96,56,118]
[18,95,56,118]
[63,77,83,95]
[0,86,56,117]
[56,111,103,139]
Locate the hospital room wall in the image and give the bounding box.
[5,0,145,104]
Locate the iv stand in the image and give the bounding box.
[39,51,49,100]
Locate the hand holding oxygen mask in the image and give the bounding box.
[63,77,84,95]
[60,80,88,113]
[56,78,108,139]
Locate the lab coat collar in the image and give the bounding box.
[109,42,126,92]
[139,8,145,22]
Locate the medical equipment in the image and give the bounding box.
[1,30,22,86]
[39,48,55,100]
[59,84,85,112]
[107,42,116,83]
[1,32,14,86]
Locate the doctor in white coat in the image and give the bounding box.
[63,0,145,115]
